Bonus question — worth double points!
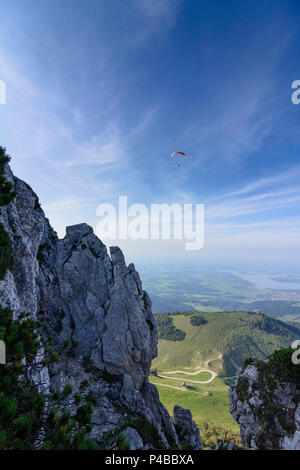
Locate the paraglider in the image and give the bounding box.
[170,151,187,167]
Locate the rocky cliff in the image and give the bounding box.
[0,161,202,450]
[229,350,300,450]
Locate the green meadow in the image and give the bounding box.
[150,310,300,448]
[153,311,300,376]
[149,374,241,449]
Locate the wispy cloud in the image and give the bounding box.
[44,197,97,213]
[130,105,159,137]
[63,125,126,169]
[130,0,182,44]
[180,16,293,170]
[0,28,160,226]
[210,167,300,202]
[202,165,300,265]
[133,0,181,26]
[206,167,300,219]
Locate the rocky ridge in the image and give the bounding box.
[0,162,202,450]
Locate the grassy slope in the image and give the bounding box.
[150,374,241,449]
[153,311,300,376]
[151,375,237,429]
[151,311,300,448]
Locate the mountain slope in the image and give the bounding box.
[153,311,300,377]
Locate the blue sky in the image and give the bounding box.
[1,0,300,269]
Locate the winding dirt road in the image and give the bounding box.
[151,382,190,391]
[154,352,223,385]
[157,369,217,384]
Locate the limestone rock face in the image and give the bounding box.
[0,165,45,315]
[124,427,144,450]
[230,361,300,450]
[215,440,239,450]
[0,163,201,450]
[173,405,202,450]
[37,222,156,390]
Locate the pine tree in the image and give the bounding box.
[0,306,98,450]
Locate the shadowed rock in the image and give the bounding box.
[173,405,202,450]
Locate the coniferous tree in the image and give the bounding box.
[0,306,98,450]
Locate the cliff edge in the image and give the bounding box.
[0,159,202,450]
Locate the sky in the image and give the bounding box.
[1,0,300,270]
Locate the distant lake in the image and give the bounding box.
[232,271,300,290]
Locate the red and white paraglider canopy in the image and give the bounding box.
[170,151,187,167]
[170,151,187,158]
